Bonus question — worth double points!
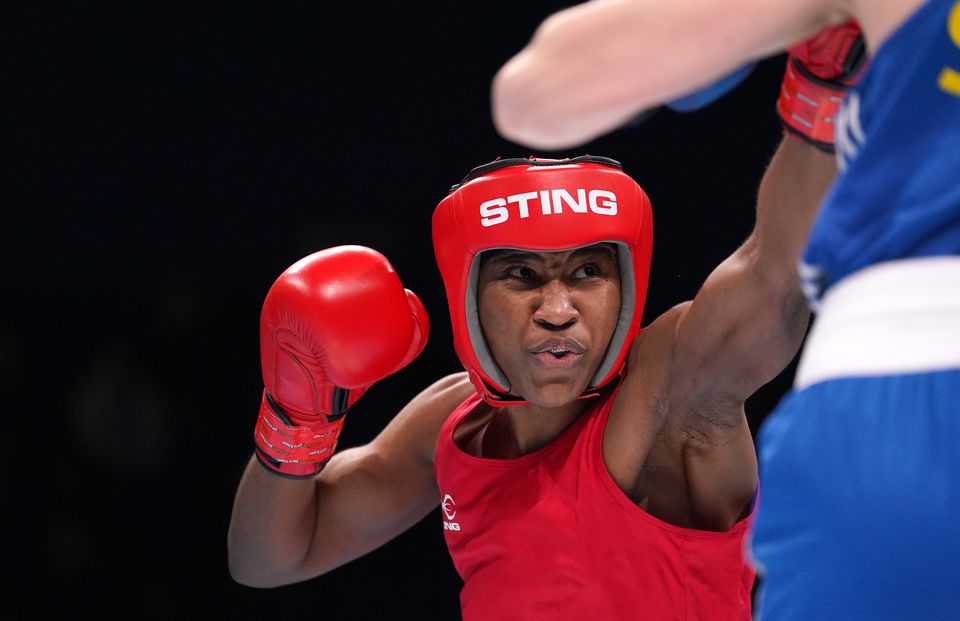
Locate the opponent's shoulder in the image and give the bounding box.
[373,372,476,464]
[846,0,926,51]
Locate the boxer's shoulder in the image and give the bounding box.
[376,372,476,464]
[625,302,690,380]
[419,371,476,415]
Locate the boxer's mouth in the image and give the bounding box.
[529,338,584,366]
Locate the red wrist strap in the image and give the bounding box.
[776,58,846,153]
[253,391,345,478]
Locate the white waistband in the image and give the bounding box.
[794,257,960,389]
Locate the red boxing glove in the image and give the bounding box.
[777,19,867,152]
[254,245,430,478]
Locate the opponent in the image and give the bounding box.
[227,124,835,620]
[491,1,960,619]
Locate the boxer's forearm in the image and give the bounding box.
[227,456,321,587]
[752,134,837,280]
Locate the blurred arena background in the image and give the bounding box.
[6,2,791,618]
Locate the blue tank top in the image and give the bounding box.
[800,0,960,304]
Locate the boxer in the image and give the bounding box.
[227,29,843,620]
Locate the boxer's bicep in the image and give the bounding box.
[672,136,835,411]
[672,241,810,410]
[297,373,475,579]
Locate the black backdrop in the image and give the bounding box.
[7,3,797,619]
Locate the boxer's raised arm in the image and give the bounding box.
[228,372,473,587]
[491,0,847,150]
[607,23,862,527]
[670,20,864,425]
[226,246,452,587]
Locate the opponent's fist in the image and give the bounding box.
[777,19,867,152]
[666,63,756,113]
[254,245,429,477]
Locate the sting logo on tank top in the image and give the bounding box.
[441,493,461,532]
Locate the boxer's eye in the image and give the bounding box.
[504,265,536,281]
[573,263,601,279]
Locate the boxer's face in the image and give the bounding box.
[477,243,621,408]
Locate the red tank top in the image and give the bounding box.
[434,391,755,621]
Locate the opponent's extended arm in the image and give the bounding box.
[228,246,453,587]
[491,0,846,150]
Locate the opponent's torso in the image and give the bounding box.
[801,0,960,303]
[434,391,755,621]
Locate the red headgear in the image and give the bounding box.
[432,156,653,405]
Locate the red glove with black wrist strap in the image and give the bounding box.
[254,245,429,478]
[777,19,868,153]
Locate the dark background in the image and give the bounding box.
[6,3,795,619]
